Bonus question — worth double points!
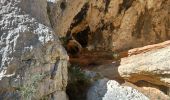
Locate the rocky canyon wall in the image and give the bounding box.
[49,0,170,52]
[0,0,170,99]
[0,0,68,99]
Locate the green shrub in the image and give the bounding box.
[112,51,119,59]
[67,64,91,100]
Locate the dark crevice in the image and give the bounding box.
[100,21,115,31]
[66,30,73,43]
[73,26,90,48]
[104,0,111,13]
[51,60,59,79]
[132,12,145,38]
[60,1,67,10]
[21,59,32,67]
[132,8,152,39]
[100,19,105,30]
[118,0,134,13]
[70,3,89,29]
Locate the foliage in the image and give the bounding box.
[112,51,119,59]
[67,64,91,100]
[68,65,89,81]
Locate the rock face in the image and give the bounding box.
[118,42,170,87]
[47,0,87,37]
[49,0,170,52]
[123,81,170,100]
[0,0,169,99]
[0,0,68,99]
[87,78,149,100]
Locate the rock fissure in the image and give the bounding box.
[1,0,170,99]
[50,59,59,79]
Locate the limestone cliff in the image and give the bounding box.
[0,0,68,99]
[0,0,170,99]
[49,0,170,52]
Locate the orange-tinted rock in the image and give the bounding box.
[118,42,170,87]
[123,81,170,100]
[49,0,170,51]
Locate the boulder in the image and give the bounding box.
[87,78,149,100]
[118,42,170,87]
[0,0,68,99]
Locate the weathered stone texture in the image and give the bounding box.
[49,0,170,51]
[0,0,68,99]
[118,42,170,87]
[87,78,149,100]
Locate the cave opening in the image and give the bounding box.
[73,26,90,48]
[64,26,90,56]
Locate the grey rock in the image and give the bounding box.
[52,91,69,100]
[87,78,149,100]
[0,0,68,99]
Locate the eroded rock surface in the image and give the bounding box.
[123,81,170,100]
[118,43,170,87]
[1,0,170,99]
[47,0,87,37]
[49,0,170,52]
[87,78,149,100]
[0,0,68,99]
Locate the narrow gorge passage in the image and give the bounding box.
[0,0,170,99]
